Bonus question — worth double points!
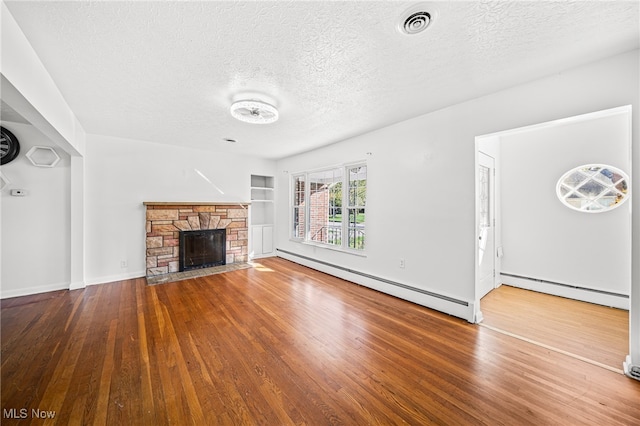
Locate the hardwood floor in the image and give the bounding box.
[481,284,629,371]
[2,257,639,425]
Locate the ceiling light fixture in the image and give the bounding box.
[230,100,279,124]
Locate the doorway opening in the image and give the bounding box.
[477,151,496,301]
[474,105,632,373]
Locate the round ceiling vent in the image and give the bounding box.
[398,4,434,35]
[403,11,431,34]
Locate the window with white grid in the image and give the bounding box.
[292,174,306,239]
[291,163,366,251]
[556,164,629,213]
[347,165,366,250]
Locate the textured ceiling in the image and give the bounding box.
[3,1,639,159]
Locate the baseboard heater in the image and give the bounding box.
[630,365,640,380]
[501,272,628,299]
[276,248,468,307]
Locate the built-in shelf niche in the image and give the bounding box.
[250,174,275,225]
[250,174,275,258]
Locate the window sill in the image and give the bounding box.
[289,239,367,257]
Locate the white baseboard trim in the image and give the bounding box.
[0,271,146,299]
[69,281,86,290]
[277,249,475,323]
[86,270,146,286]
[500,273,629,310]
[0,281,69,299]
[250,253,276,260]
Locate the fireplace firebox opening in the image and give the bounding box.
[179,229,226,272]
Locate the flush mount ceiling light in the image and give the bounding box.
[398,4,433,35]
[230,100,279,124]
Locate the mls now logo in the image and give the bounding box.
[3,408,56,419]
[32,409,56,419]
[3,408,27,419]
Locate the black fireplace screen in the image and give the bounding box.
[179,229,226,272]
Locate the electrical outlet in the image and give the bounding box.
[399,258,405,268]
[120,260,128,268]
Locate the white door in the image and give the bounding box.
[478,152,495,299]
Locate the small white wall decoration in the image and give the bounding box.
[26,146,61,167]
[556,164,630,213]
[0,171,10,191]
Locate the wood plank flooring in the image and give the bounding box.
[481,284,629,371]
[2,257,639,425]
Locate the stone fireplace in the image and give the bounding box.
[144,202,249,277]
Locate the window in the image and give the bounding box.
[347,165,366,249]
[556,164,629,213]
[291,163,367,251]
[292,174,305,238]
[308,168,342,247]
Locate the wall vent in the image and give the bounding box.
[630,365,640,380]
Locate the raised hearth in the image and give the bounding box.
[146,262,252,285]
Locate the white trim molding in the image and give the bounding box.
[500,273,629,310]
[0,281,69,299]
[623,355,640,381]
[86,271,146,286]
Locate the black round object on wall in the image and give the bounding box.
[1,126,21,165]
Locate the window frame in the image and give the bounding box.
[556,164,630,213]
[346,164,366,250]
[291,173,306,239]
[290,162,367,253]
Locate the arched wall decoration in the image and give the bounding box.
[556,164,630,213]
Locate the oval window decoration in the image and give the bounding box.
[556,164,630,213]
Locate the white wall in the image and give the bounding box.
[275,50,639,323]
[2,2,87,295]
[500,111,631,296]
[85,134,276,284]
[1,2,86,155]
[1,122,71,298]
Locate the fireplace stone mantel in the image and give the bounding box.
[144,202,250,207]
[144,202,250,277]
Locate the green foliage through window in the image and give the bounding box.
[292,164,366,251]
